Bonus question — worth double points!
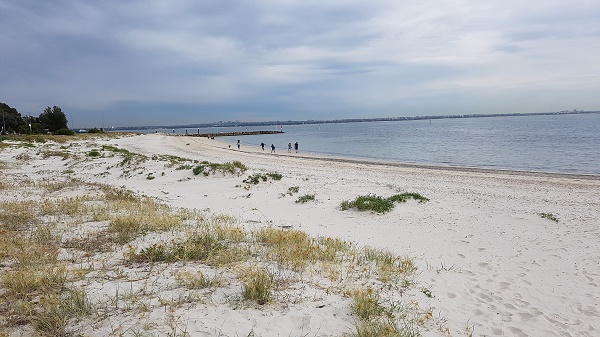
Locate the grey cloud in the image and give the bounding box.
[1,0,599,127]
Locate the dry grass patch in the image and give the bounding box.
[176,270,222,289]
[40,197,90,218]
[1,266,67,300]
[239,266,274,305]
[0,200,38,231]
[254,228,345,271]
[35,288,94,336]
[107,201,188,243]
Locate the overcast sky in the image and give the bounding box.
[2,0,599,128]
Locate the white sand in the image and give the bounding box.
[2,133,599,336]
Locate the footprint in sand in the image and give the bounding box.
[518,312,536,321]
[492,327,503,335]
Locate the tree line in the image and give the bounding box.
[1,102,71,135]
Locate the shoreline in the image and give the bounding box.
[203,135,600,181]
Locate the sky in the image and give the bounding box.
[1,0,599,128]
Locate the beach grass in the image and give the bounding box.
[240,266,274,305]
[295,194,316,203]
[243,172,282,184]
[538,212,559,223]
[0,138,435,337]
[341,193,429,213]
[193,160,248,176]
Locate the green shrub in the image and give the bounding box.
[387,193,429,203]
[296,194,315,204]
[538,212,559,223]
[243,172,283,185]
[341,193,429,213]
[87,149,101,157]
[341,195,394,213]
[267,172,282,180]
[193,161,247,176]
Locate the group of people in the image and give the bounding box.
[234,140,299,154]
[287,142,299,153]
[259,141,298,154]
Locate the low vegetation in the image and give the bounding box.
[242,172,283,185]
[239,267,274,305]
[538,212,559,223]
[296,194,316,203]
[0,137,441,337]
[192,160,248,176]
[341,193,429,213]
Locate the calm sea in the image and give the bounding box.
[134,113,600,175]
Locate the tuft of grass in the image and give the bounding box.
[387,193,429,203]
[354,319,412,337]
[421,287,433,298]
[39,150,71,160]
[0,200,38,230]
[88,149,101,157]
[254,228,340,271]
[152,154,191,168]
[35,288,94,336]
[193,161,248,176]
[176,164,193,170]
[15,153,33,161]
[127,231,228,263]
[102,145,148,166]
[1,266,68,300]
[538,212,559,223]
[295,194,315,204]
[341,195,394,213]
[341,193,429,213]
[109,209,184,243]
[243,172,283,185]
[351,288,385,321]
[176,271,221,289]
[240,267,273,305]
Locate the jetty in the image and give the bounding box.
[181,130,283,138]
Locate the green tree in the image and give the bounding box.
[1,102,26,134]
[39,106,68,132]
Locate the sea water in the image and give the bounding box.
[141,113,600,175]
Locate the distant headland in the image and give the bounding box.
[112,110,599,131]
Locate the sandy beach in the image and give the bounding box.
[1,133,599,337]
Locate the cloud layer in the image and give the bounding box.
[1,0,599,127]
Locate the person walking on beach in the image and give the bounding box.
[271,144,275,153]
[237,140,240,150]
[294,142,298,153]
[261,142,265,151]
[288,142,292,153]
